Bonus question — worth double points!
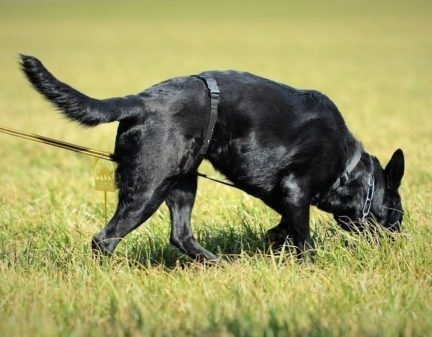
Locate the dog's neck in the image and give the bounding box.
[315,152,383,221]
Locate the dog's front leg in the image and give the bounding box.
[280,174,314,258]
[264,217,293,247]
[283,202,313,257]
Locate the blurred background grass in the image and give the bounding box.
[0,1,431,336]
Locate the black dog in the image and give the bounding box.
[20,55,405,260]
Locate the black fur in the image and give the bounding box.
[20,55,405,260]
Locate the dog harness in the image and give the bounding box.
[194,74,220,155]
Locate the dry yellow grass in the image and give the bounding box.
[0,1,431,336]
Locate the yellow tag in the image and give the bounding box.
[94,159,116,192]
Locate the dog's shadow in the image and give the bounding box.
[119,224,270,269]
[115,222,399,269]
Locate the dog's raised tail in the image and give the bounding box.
[20,55,144,126]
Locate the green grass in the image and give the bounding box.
[1,0,431,336]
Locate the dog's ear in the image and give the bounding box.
[384,148,405,190]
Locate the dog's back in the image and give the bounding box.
[186,71,357,211]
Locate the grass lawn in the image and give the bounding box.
[0,1,431,336]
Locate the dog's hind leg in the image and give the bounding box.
[91,178,173,256]
[91,122,184,256]
[165,174,217,261]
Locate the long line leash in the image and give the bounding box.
[0,125,235,188]
[0,125,113,161]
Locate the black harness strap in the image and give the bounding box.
[191,74,239,189]
[194,74,220,155]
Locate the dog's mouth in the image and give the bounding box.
[383,206,404,233]
[382,220,401,233]
[334,214,402,234]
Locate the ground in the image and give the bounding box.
[0,1,431,336]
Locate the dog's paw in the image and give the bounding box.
[91,233,119,259]
[264,227,291,247]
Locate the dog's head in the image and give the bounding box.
[332,149,405,232]
[373,148,405,231]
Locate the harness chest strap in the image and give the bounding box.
[189,75,241,188]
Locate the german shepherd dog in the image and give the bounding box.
[20,55,405,260]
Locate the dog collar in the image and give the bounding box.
[361,174,375,222]
[331,149,362,190]
[194,74,220,155]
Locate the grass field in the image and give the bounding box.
[1,1,431,336]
